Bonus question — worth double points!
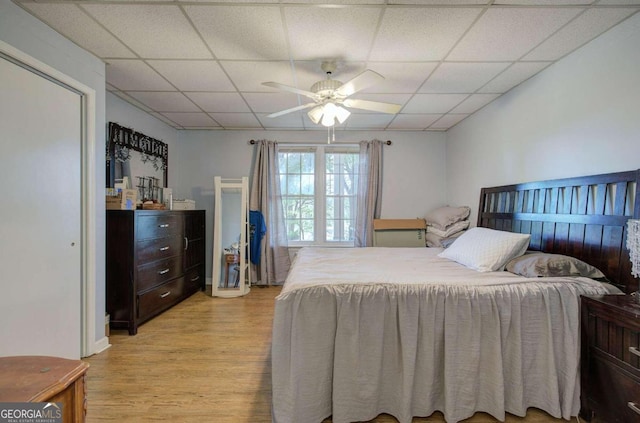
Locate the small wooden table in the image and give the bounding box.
[0,356,89,423]
[224,253,240,288]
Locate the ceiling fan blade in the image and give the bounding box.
[262,82,318,100]
[334,70,384,97]
[267,102,317,118]
[343,99,402,114]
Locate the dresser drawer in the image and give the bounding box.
[137,255,183,292]
[138,277,185,321]
[137,235,184,263]
[136,213,181,240]
[184,267,203,292]
[587,351,640,422]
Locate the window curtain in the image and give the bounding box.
[249,140,291,285]
[354,140,383,247]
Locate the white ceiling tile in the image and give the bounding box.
[448,7,583,61]
[147,60,235,92]
[161,112,219,127]
[420,62,511,93]
[106,60,175,91]
[523,8,638,61]
[81,4,212,59]
[208,113,262,128]
[387,114,442,130]
[284,6,381,61]
[222,61,295,92]
[450,93,500,113]
[185,92,250,113]
[111,91,153,112]
[362,62,438,93]
[402,94,468,113]
[243,92,303,113]
[126,92,201,112]
[149,112,181,128]
[22,3,136,58]
[185,5,289,60]
[478,62,551,93]
[429,114,469,129]
[344,114,395,129]
[370,8,483,61]
[258,113,305,129]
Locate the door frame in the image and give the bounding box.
[0,40,98,357]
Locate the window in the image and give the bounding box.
[278,146,359,246]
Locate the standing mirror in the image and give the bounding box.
[212,177,251,298]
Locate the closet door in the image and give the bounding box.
[0,55,82,359]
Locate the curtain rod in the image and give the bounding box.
[248,139,392,145]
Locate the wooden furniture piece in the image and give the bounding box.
[581,295,640,422]
[224,253,240,288]
[478,169,640,293]
[106,209,205,335]
[0,356,89,423]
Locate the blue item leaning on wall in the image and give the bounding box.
[249,210,267,264]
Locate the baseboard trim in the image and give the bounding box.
[89,337,111,356]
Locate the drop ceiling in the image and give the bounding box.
[15,0,640,131]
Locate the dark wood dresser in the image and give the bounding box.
[581,294,640,422]
[106,210,205,335]
[0,356,89,423]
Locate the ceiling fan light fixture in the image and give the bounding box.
[335,106,350,124]
[321,102,338,127]
[308,106,323,124]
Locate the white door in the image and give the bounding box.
[0,55,82,359]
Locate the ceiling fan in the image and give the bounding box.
[262,61,402,127]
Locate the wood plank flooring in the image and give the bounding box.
[84,286,573,423]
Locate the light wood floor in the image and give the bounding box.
[84,286,573,422]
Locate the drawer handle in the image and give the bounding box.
[630,347,640,357]
[158,268,170,275]
[160,291,171,299]
[159,246,170,251]
[184,236,189,251]
[159,224,169,228]
[629,402,640,415]
[190,276,200,282]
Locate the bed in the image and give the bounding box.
[271,170,640,423]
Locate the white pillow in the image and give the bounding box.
[438,227,531,272]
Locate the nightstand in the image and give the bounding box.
[581,295,640,422]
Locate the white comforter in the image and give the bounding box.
[271,247,621,423]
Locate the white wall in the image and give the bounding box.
[0,0,107,351]
[446,13,640,225]
[175,130,447,278]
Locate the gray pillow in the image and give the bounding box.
[425,206,471,231]
[505,252,606,279]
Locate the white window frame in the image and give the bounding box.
[279,144,359,248]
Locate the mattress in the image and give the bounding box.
[271,247,621,423]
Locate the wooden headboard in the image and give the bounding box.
[478,170,640,293]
